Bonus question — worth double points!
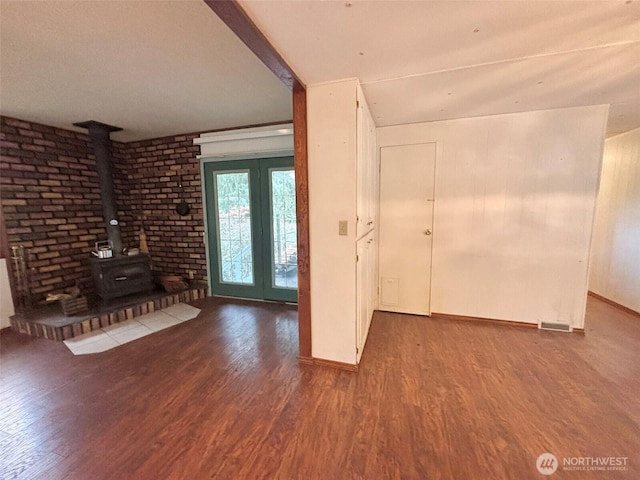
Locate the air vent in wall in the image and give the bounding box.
[539,322,572,333]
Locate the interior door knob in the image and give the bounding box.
[424,229,432,235]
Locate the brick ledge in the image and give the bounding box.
[10,287,208,341]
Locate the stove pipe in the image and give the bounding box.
[73,120,124,255]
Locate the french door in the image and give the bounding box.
[204,157,297,303]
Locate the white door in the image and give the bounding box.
[379,143,436,315]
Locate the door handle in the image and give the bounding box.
[424,229,432,235]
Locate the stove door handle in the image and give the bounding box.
[115,276,128,281]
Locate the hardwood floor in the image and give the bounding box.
[1,296,638,479]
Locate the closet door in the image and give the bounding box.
[379,143,436,315]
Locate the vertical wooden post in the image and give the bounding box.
[293,81,312,360]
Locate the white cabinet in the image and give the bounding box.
[307,79,378,367]
[356,85,379,240]
[355,83,379,363]
[356,230,377,363]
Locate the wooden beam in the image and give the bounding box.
[293,81,312,359]
[204,0,303,90]
[205,0,312,359]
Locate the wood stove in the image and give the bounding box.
[90,254,153,301]
[75,120,153,302]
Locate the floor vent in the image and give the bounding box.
[539,322,572,332]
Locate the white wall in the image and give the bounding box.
[378,105,608,328]
[307,79,358,364]
[1,259,15,329]
[589,128,640,313]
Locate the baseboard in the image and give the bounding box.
[588,291,640,318]
[431,312,593,333]
[298,356,358,372]
[298,356,315,366]
[431,312,538,330]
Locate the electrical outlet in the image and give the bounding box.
[188,270,195,280]
[338,220,348,236]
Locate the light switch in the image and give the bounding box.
[338,220,348,236]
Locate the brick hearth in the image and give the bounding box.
[10,286,207,341]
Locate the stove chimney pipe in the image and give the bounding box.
[73,120,124,255]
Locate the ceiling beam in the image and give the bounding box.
[204,0,303,90]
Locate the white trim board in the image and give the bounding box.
[196,123,293,160]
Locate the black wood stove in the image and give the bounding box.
[75,120,153,301]
[90,254,153,301]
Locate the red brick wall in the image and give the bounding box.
[124,134,207,283]
[0,117,133,301]
[1,116,209,304]
[112,142,136,249]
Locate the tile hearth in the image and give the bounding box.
[64,303,201,355]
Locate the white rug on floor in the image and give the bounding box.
[63,303,201,355]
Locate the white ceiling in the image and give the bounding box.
[240,0,640,137]
[0,0,292,142]
[2,1,638,141]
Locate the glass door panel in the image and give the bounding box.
[269,168,297,289]
[261,159,297,302]
[214,171,254,285]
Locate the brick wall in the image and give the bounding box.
[1,117,136,302]
[112,141,136,248]
[0,116,208,304]
[124,134,207,282]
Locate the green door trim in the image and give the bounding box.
[260,158,297,303]
[204,160,264,300]
[203,157,297,303]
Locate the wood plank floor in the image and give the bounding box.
[1,296,638,479]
